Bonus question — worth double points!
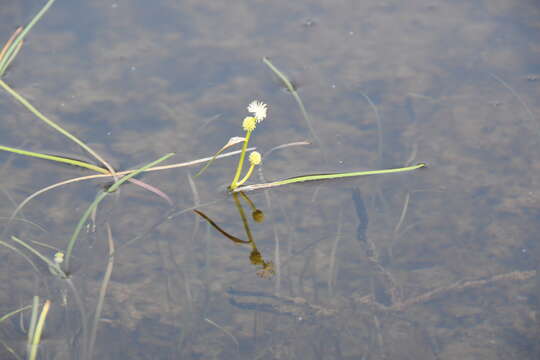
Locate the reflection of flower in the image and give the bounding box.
[257,261,275,279]
[252,209,264,223]
[250,249,275,279]
[247,100,267,122]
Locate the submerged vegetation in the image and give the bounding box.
[0,0,437,359]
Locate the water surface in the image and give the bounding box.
[0,0,538,359]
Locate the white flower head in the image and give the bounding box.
[247,100,267,122]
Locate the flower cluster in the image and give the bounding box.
[229,100,268,190]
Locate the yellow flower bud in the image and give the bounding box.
[249,151,261,165]
[242,116,257,132]
[54,252,64,264]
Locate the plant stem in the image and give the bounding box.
[236,163,255,186]
[230,131,252,189]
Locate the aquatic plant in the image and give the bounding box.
[229,100,268,189]
[0,1,430,356]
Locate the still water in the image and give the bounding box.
[0,0,538,359]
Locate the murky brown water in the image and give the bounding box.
[0,0,538,359]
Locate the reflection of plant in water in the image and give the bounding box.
[194,192,274,278]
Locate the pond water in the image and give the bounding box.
[0,0,538,359]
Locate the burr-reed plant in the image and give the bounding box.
[229,100,267,190]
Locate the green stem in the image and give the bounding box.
[230,131,252,189]
[236,163,255,186]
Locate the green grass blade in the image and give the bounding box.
[10,236,62,276]
[0,27,23,69]
[195,136,245,177]
[262,57,325,161]
[0,39,23,76]
[232,163,426,192]
[107,153,174,192]
[0,339,23,360]
[0,304,32,324]
[275,163,426,185]
[5,149,247,232]
[0,240,40,273]
[88,224,114,360]
[27,296,39,348]
[0,145,109,173]
[0,0,57,74]
[64,153,174,270]
[0,79,116,176]
[28,300,50,360]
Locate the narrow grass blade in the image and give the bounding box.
[0,217,46,233]
[126,178,173,206]
[0,145,169,205]
[232,163,426,192]
[204,318,239,351]
[0,145,109,174]
[7,148,252,227]
[0,79,116,176]
[358,91,383,166]
[263,57,325,160]
[28,300,51,360]
[1,39,24,75]
[262,140,310,159]
[88,224,114,360]
[195,136,245,177]
[0,240,40,273]
[0,339,22,360]
[27,296,39,349]
[10,236,63,276]
[0,26,23,64]
[489,72,536,125]
[0,26,24,76]
[0,304,32,324]
[0,0,57,74]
